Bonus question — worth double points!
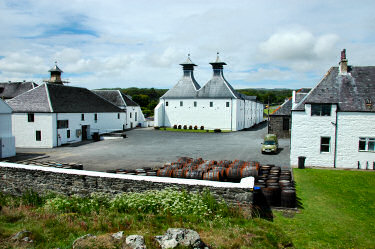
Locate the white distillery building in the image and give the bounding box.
[0,99,16,158]
[93,90,146,129]
[154,55,263,131]
[6,65,125,148]
[290,50,375,169]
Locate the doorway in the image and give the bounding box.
[82,125,88,140]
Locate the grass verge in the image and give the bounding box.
[273,168,375,248]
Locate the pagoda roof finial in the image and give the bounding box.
[210,52,226,69]
[180,53,197,68]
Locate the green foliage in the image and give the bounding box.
[21,189,45,207]
[238,88,293,105]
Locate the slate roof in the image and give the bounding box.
[7,83,122,113]
[0,82,37,99]
[161,73,201,99]
[197,74,241,99]
[272,88,311,116]
[92,90,139,107]
[294,67,375,112]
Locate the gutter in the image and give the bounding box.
[333,107,338,168]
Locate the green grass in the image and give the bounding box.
[264,105,279,116]
[160,127,231,133]
[273,168,375,248]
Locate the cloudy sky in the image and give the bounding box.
[0,0,374,90]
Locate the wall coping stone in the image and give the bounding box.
[0,162,254,189]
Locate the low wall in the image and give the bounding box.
[0,162,253,205]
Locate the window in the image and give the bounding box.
[283,118,289,131]
[117,113,120,119]
[194,101,197,107]
[28,113,34,122]
[210,102,213,107]
[166,101,169,106]
[81,114,85,121]
[67,130,70,138]
[226,102,230,107]
[320,137,331,152]
[36,130,41,141]
[359,137,375,152]
[130,112,132,118]
[311,104,331,116]
[94,114,98,122]
[0,87,4,94]
[57,120,69,129]
[180,101,183,107]
[135,112,137,121]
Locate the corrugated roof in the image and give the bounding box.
[93,90,139,107]
[294,66,375,112]
[0,82,37,99]
[7,84,122,113]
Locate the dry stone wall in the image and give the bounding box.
[0,163,253,205]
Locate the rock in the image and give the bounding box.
[235,192,253,203]
[22,236,33,243]
[112,231,124,240]
[72,234,96,249]
[126,235,146,249]
[155,228,208,249]
[11,230,32,241]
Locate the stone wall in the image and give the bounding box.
[269,115,291,138]
[0,163,253,205]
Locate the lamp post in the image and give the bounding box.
[267,96,270,134]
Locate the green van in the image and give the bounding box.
[261,134,278,154]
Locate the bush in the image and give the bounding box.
[200,126,204,130]
[173,125,177,129]
[154,126,160,130]
[183,125,187,130]
[189,125,193,130]
[214,129,222,133]
[194,125,198,130]
[21,189,45,207]
[178,125,182,129]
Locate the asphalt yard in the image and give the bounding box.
[14,122,290,172]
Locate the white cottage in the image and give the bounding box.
[290,50,375,169]
[0,99,16,158]
[6,65,125,148]
[93,90,146,129]
[154,55,263,131]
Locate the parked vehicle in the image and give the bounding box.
[261,134,278,154]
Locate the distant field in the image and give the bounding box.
[264,105,279,116]
[273,168,375,248]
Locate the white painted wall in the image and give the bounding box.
[12,112,124,148]
[290,104,375,169]
[290,104,337,167]
[12,113,55,148]
[0,100,15,158]
[125,106,146,128]
[336,112,375,169]
[155,98,263,131]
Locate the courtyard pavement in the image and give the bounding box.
[14,122,290,171]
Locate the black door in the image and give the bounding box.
[82,125,88,140]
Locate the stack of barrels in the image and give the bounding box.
[157,158,259,182]
[254,165,296,208]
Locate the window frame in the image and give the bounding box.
[57,120,69,129]
[359,137,375,152]
[166,101,168,106]
[320,136,331,153]
[135,112,137,121]
[194,101,197,107]
[180,101,183,107]
[28,113,34,122]
[94,113,98,122]
[210,101,213,107]
[67,130,71,138]
[36,130,41,141]
[283,117,289,131]
[226,102,230,107]
[311,104,331,116]
[117,113,120,119]
[81,114,85,121]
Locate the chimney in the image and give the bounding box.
[292,90,297,109]
[339,49,348,74]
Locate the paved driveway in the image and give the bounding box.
[15,123,290,171]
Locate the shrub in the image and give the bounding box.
[194,125,198,130]
[173,125,177,129]
[21,189,45,207]
[154,126,160,130]
[178,125,182,129]
[189,125,193,130]
[200,126,204,130]
[214,129,222,133]
[183,125,187,130]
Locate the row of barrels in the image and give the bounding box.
[157,158,260,182]
[18,160,83,170]
[254,165,296,208]
[105,167,158,176]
